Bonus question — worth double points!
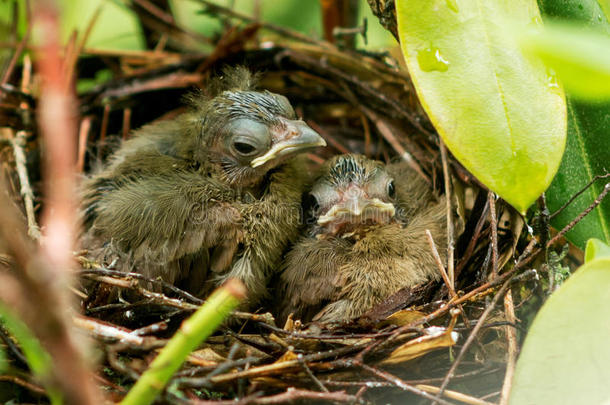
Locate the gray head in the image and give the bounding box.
[190,67,325,187]
[306,154,398,236]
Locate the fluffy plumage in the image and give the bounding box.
[81,67,325,306]
[278,154,447,323]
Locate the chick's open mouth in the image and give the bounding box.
[317,200,396,237]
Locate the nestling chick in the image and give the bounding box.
[81,67,326,306]
[278,154,446,323]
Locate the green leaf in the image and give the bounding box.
[509,257,610,404]
[520,22,610,99]
[0,304,62,405]
[0,346,6,373]
[585,238,610,261]
[539,0,610,250]
[395,0,567,214]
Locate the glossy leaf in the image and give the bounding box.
[521,22,610,99]
[585,238,610,262]
[509,257,610,404]
[539,0,610,250]
[395,0,567,213]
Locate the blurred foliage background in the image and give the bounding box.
[0,0,395,51]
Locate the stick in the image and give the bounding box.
[499,290,518,405]
[440,140,455,289]
[9,129,40,239]
[433,276,514,403]
[488,191,498,279]
[547,183,610,248]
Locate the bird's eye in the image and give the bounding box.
[387,180,396,199]
[233,140,258,155]
[303,193,320,214]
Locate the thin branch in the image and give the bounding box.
[499,290,518,405]
[0,0,31,87]
[547,182,610,248]
[488,191,498,279]
[8,129,40,239]
[193,0,326,46]
[417,384,494,405]
[440,140,455,289]
[298,354,329,392]
[426,229,456,298]
[433,276,514,403]
[549,173,610,219]
[357,362,456,405]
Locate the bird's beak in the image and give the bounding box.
[250,120,326,168]
[317,194,396,226]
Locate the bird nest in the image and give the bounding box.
[0,3,579,404]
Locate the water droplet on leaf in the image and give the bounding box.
[417,47,450,72]
[547,68,559,89]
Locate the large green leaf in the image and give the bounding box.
[585,238,610,261]
[509,255,610,404]
[538,0,610,249]
[395,0,567,214]
[521,22,610,99]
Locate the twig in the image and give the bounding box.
[488,191,498,279]
[64,6,102,88]
[416,384,494,405]
[79,264,203,304]
[176,356,261,388]
[193,0,327,47]
[77,116,92,172]
[455,198,489,277]
[440,140,455,289]
[9,129,40,239]
[426,230,456,298]
[209,343,365,384]
[196,388,365,404]
[360,105,430,184]
[357,362,456,405]
[546,182,610,248]
[122,107,132,139]
[433,276,514,403]
[73,315,149,345]
[0,374,46,396]
[298,354,329,392]
[306,119,350,154]
[549,173,610,219]
[499,290,518,405]
[0,324,28,366]
[0,0,31,87]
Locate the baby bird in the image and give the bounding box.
[278,154,447,323]
[81,67,326,306]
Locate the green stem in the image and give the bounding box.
[0,304,63,405]
[120,279,245,405]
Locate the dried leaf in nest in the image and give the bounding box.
[275,350,299,363]
[380,310,459,365]
[186,347,226,367]
[377,308,427,327]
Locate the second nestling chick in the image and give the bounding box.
[278,154,447,323]
[81,67,326,307]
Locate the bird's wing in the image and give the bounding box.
[230,158,310,305]
[278,237,349,323]
[84,170,241,283]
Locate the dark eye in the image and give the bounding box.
[233,140,258,156]
[303,193,319,213]
[387,180,396,199]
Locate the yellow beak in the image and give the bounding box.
[250,120,326,168]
